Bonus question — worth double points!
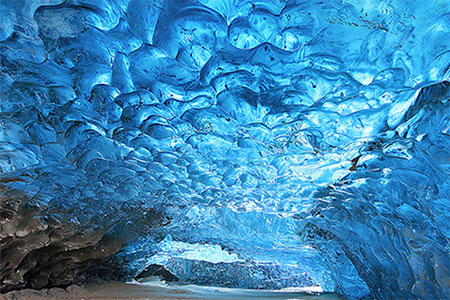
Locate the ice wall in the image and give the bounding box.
[0,0,449,298]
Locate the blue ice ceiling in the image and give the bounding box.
[0,0,449,299]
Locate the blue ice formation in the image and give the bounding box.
[0,0,449,299]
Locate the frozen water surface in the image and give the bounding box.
[0,0,449,299]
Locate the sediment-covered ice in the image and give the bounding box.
[0,0,449,299]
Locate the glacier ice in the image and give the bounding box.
[0,0,449,299]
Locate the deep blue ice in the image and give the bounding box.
[0,0,449,299]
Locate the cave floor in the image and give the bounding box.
[0,281,342,300]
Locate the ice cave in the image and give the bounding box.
[0,0,449,299]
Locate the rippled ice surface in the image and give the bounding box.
[0,0,449,299]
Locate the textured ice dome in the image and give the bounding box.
[0,0,449,299]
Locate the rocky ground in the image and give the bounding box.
[0,281,340,300]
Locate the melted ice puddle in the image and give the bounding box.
[128,278,332,300]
